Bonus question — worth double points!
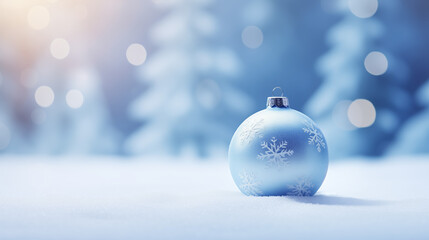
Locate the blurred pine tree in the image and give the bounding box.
[125,0,251,157]
[304,0,417,158]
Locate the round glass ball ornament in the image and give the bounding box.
[228,88,328,196]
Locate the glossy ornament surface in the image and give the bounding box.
[228,88,329,196]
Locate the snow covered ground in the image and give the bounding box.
[0,155,428,240]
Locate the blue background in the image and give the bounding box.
[0,0,428,159]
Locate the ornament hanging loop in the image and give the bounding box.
[267,87,289,108]
[272,87,284,97]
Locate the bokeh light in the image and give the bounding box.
[0,122,11,150]
[241,26,263,49]
[50,38,70,60]
[347,99,376,128]
[348,0,378,18]
[126,43,147,66]
[364,51,388,76]
[35,86,55,108]
[27,5,50,30]
[66,89,84,109]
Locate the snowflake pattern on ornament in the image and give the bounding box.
[302,120,326,152]
[239,117,264,145]
[257,137,294,168]
[288,178,314,196]
[239,170,263,196]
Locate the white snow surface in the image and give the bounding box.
[0,155,428,240]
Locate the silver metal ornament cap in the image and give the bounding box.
[267,87,289,108]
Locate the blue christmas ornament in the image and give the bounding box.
[229,87,329,196]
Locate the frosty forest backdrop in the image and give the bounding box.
[1,0,428,159]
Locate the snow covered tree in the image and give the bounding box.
[0,4,39,153]
[126,0,251,157]
[31,62,119,155]
[0,79,13,153]
[236,0,336,110]
[304,0,413,159]
[388,79,429,154]
[383,1,429,155]
[66,67,120,154]
[0,62,16,153]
